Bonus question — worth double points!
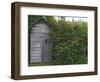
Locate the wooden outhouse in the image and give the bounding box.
[29,17,53,63]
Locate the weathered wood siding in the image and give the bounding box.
[30,22,52,63]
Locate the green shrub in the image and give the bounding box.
[50,20,88,65]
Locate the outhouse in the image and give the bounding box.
[29,17,53,64]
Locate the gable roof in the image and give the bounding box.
[31,17,52,28]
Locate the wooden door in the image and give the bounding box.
[42,34,52,62]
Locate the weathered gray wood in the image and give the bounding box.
[30,56,41,59]
[30,51,41,54]
[30,47,41,51]
[29,19,52,63]
[42,34,52,62]
[30,33,43,38]
[32,23,50,33]
[30,59,42,63]
[30,44,41,47]
[30,37,41,41]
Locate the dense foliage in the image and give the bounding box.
[46,16,88,65]
[28,15,88,65]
